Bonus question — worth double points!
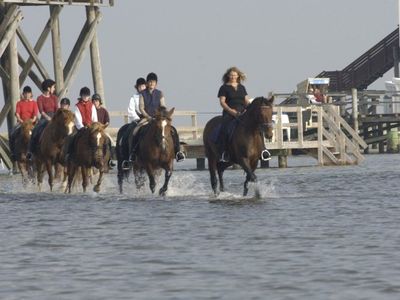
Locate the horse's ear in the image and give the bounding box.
[102,123,108,130]
[168,107,175,118]
[267,95,275,105]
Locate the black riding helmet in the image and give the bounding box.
[92,93,102,104]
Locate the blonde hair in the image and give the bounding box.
[222,66,246,84]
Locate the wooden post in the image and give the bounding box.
[317,106,323,165]
[86,6,105,104]
[196,158,205,170]
[394,45,399,77]
[351,88,359,133]
[278,152,287,168]
[297,106,303,147]
[7,28,19,131]
[50,5,64,95]
[378,123,384,153]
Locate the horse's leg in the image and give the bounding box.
[117,159,124,194]
[37,160,44,192]
[217,162,232,193]
[17,161,27,186]
[240,160,257,197]
[46,160,54,192]
[207,157,219,196]
[146,166,156,194]
[93,168,104,193]
[81,167,88,192]
[66,162,76,193]
[159,166,172,196]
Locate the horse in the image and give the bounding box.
[203,96,274,197]
[35,108,75,191]
[13,119,35,184]
[133,107,175,196]
[114,122,133,193]
[66,122,110,193]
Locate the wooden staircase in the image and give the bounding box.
[318,28,399,92]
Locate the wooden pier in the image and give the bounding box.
[106,104,367,170]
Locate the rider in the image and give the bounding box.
[9,86,38,161]
[130,72,185,162]
[217,67,271,162]
[27,79,58,159]
[64,87,98,162]
[92,93,115,168]
[59,97,71,110]
[128,77,146,123]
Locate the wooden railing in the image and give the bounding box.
[270,105,367,165]
[108,110,200,140]
[318,28,398,91]
[0,0,114,6]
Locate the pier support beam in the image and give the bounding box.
[196,158,205,170]
[352,88,359,133]
[50,5,64,95]
[7,29,19,133]
[87,5,105,103]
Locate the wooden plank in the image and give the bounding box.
[18,54,42,89]
[50,5,64,94]
[59,11,102,98]
[0,64,10,82]
[317,106,323,165]
[0,4,18,41]
[0,0,111,6]
[19,5,61,85]
[0,10,23,58]
[17,27,50,80]
[86,6,105,104]
[0,101,11,128]
[8,30,19,128]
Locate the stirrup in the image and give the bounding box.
[261,149,271,161]
[26,152,33,161]
[121,160,131,170]
[219,151,230,162]
[176,151,186,162]
[108,160,116,168]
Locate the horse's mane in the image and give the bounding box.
[247,96,274,110]
[89,122,105,133]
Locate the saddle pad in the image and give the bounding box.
[209,119,238,144]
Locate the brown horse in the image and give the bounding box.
[133,107,175,196]
[13,119,35,184]
[203,96,274,197]
[66,122,110,193]
[35,108,75,191]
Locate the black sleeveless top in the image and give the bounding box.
[218,84,248,112]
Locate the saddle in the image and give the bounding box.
[210,119,239,144]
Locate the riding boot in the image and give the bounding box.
[107,138,116,168]
[129,133,139,162]
[171,126,185,162]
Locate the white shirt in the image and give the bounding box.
[74,104,98,130]
[128,92,141,122]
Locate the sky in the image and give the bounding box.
[0,0,399,127]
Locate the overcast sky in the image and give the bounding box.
[1,0,398,126]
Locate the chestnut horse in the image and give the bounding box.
[203,97,274,197]
[13,119,35,184]
[66,122,110,193]
[35,109,75,191]
[133,107,175,196]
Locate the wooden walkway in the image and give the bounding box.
[108,105,367,169]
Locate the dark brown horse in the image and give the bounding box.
[66,122,110,193]
[13,119,35,184]
[203,96,274,197]
[133,107,175,196]
[35,108,75,191]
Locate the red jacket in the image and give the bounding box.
[76,100,95,127]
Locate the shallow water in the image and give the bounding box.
[1,154,400,300]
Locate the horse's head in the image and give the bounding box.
[53,108,75,135]
[153,106,174,149]
[87,122,108,167]
[20,119,35,140]
[246,96,274,139]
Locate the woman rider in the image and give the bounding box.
[217,66,251,162]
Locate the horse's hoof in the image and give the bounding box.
[93,185,100,193]
[159,188,167,196]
